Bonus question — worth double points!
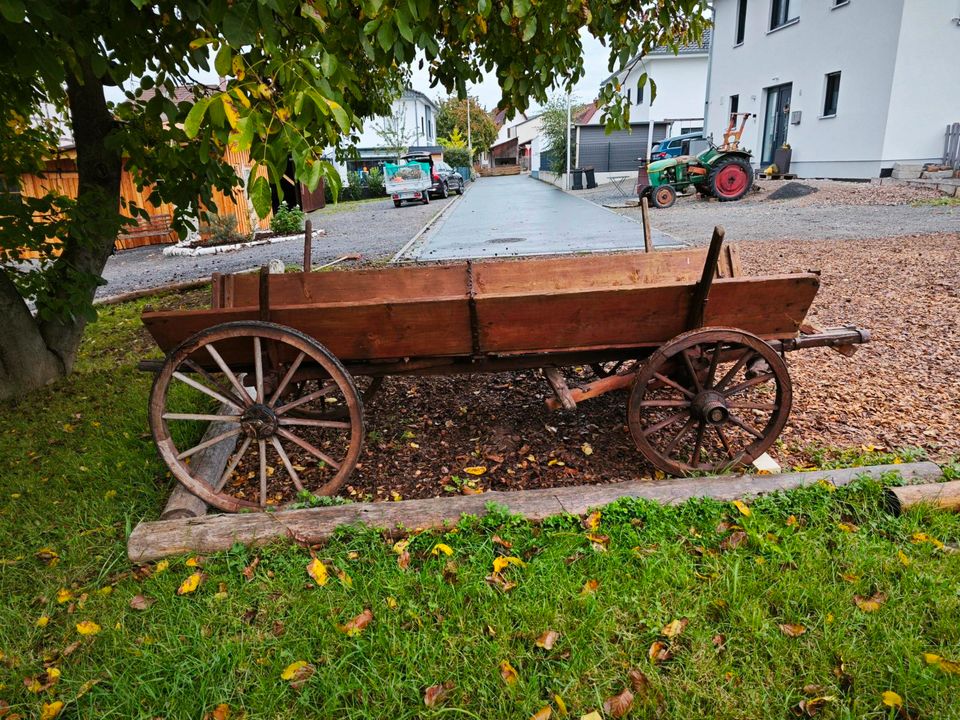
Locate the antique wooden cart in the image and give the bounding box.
[141,228,869,512]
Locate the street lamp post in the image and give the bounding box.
[565,91,572,190]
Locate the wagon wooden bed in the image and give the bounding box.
[141,228,869,512]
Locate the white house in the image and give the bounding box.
[572,30,711,181]
[489,114,544,169]
[704,0,960,179]
[327,88,442,180]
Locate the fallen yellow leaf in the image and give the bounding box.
[853,592,887,613]
[177,571,204,595]
[535,630,559,650]
[40,700,64,720]
[531,706,552,720]
[36,615,50,628]
[648,640,672,663]
[580,712,603,720]
[881,691,903,708]
[732,500,752,517]
[581,442,593,456]
[778,623,807,638]
[306,558,328,586]
[912,532,944,549]
[493,556,525,573]
[339,608,373,636]
[837,522,858,533]
[661,618,689,638]
[155,559,169,573]
[554,694,568,716]
[280,659,315,690]
[336,567,353,587]
[924,652,960,675]
[392,538,410,554]
[581,579,599,595]
[499,659,519,685]
[898,550,911,566]
[432,543,454,556]
[281,660,309,680]
[76,620,101,635]
[56,588,73,603]
[463,466,487,476]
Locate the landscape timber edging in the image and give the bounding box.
[127,461,942,562]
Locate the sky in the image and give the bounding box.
[408,31,613,113]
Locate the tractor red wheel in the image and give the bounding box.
[652,185,677,209]
[709,158,752,202]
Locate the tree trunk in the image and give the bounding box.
[0,59,122,401]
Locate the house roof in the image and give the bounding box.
[401,88,439,110]
[138,81,226,106]
[601,28,712,86]
[573,102,599,125]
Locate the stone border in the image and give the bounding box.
[162,229,323,257]
[127,461,941,561]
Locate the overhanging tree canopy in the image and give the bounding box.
[0,0,708,400]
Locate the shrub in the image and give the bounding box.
[366,167,385,196]
[270,202,305,235]
[443,147,471,169]
[200,213,249,246]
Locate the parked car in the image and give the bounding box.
[649,131,705,161]
[401,153,465,198]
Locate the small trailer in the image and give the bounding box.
[384,160,432,207]
[140,228,869,512]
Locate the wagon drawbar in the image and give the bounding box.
[139,226,869,512]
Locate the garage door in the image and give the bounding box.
[577,123,669,172]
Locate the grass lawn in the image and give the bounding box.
[1,296,960,719]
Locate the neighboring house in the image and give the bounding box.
[328,88,442,180]
[489,114,543,169]
[704,0,960,179]
[570,30,711,181]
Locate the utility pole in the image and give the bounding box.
[466,95,473,161]
[565,91,572,190]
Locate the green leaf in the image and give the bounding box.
[320,52,337,77]
[326,100,350,132]
[522,15,537,41]
[395,9,414,43]
[182,97,212,139]
[214,45,232,77]
[188,37,217,50]
[478,0,491,16]
[0,0,25,22]
[250,174,272,219]
[512,0,531,18]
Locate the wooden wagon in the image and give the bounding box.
[141,228,869,512]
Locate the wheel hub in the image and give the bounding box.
[240,403,278,439]
[692,390,729,425]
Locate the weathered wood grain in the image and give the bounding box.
[884,479,960,515]
[128,462,940,561]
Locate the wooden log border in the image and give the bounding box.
[128,461,942,562]
[884,479,960,515]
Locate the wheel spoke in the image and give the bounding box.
[253,337,264,404]
[638,399,691,408]
[278,417,353,430]
[727,401,779,411]
[691,421,706,468]
[268,351,306,407]
[275,382,337,415]
[173,371,242,411]
[652,372,696,399]
[724,373,776,397]
[681,349,703,392]
[162,412,241,423]
[664,417,697,456]
[215,436,252,491]
[183,359,249,409]
[715,425,735,460]
[706,341,723,389]
[176,428,241,460]
[258,438,268,507]
[204,344,252,406]
[728,413,765,439]
[271,436,305,493]
[642,411,688,437]
[715,349,754,392]
[276,428,342,470]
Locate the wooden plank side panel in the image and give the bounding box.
[142,298,473,361]
[472,247,736,296]
[222,264,469,307]
[477,274,820,354]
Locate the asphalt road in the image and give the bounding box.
[403,174,679,261]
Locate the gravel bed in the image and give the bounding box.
[577,179,959,245]
[97,196,453,298]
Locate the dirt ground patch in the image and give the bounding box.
[336,232,960,502]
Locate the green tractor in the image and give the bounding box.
[637,113,755,209]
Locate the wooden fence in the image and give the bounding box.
[945,122,960,171]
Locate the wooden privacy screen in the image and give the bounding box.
[211,246,742,308]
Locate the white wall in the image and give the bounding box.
[881,2,960,165]
[352,91,437,150]
[591,53,708,129]
[494,112,528,144]
[705,0,956,179]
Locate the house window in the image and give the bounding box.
[626,89,632,105]
[735,0,748,45]
[637,81,644,104]
[832,0,849,7]
[822,71,841,116]
[770,0,797,30]
[730,94,740,115]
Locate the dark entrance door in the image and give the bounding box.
[761,83,792,165]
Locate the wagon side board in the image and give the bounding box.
[475,274,821,355]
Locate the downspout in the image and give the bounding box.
[703,2,717,141]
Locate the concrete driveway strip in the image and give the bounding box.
[405,174,680,261]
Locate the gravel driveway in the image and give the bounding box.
[98,196,453,299]
[580,179,960,245]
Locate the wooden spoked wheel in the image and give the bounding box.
[149,321,364,512]
[628,328,792,475]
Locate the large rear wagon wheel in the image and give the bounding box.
[149,321,364,512]
[627,328,792,476]
[708,157,752,202]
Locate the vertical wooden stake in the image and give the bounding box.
[258,265,270,322]
[686,226,725,330]
[641,197,653,253]
[303,219,313,272]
